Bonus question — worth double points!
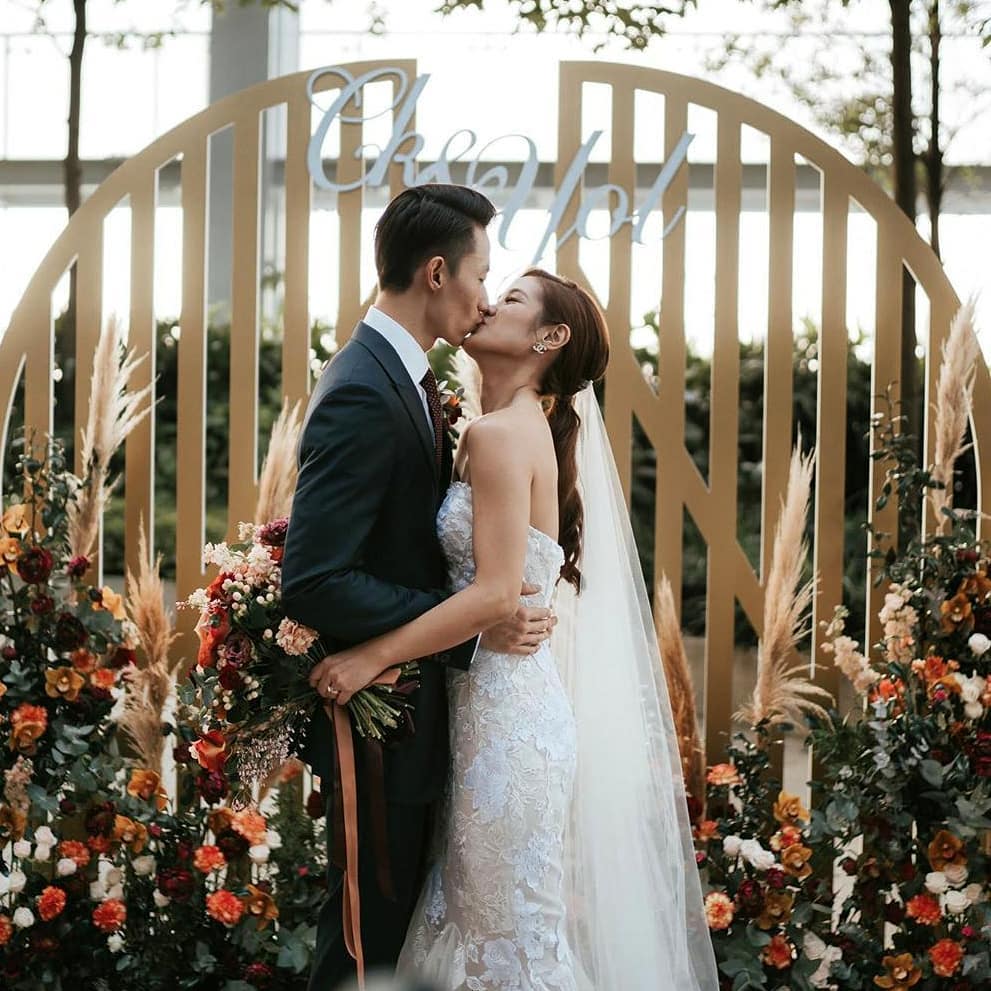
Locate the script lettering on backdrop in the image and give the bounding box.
[306,65,692,263]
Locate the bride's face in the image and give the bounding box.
[462,275,545,360]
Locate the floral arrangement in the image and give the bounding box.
[179,518,420,800]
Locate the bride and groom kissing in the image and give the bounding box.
[281,184,718,991]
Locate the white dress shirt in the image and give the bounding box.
[363,306,434,433]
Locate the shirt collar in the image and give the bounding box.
[363,306,430,388]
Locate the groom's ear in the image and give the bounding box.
[424,255,445,291]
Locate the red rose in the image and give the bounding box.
[196,769,228,804]
[735,878,765,918]
[257,519,288,547]
[66,555,89,578]
[30,594,54,615]
[244,962,275,988]
[218,665,242,691]
[17,546,54,584]
[54,612,88,651]
[157,867,195,903]
[305,789,325,820]
[217,829,250,861]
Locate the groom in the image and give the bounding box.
[282,184,555,989]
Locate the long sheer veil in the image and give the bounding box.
[555,385,719,991]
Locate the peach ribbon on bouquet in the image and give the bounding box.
[323,666,402,991]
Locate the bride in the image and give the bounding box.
[314,269,718,991]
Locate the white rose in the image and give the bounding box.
[104,867,123,887]
[0,875,8,896]
[12,840,32,859]
[33,843,51,862]
[741,839,776,871]
[803,932,827,959]
[8,870,26,894]
[12,907,35,929]
[964,701,984,721]
[249,844,270,865]
[945,889,970,915]
[152,890,171,909]
[969,632,991,656]
[265,829,282,850]
[943,864,968,887]
[963,883,984,905]
[107,933,124,953]
[34,826,56,846]
[925,871,949,894]
[722,835,742,857]
[90,881,107,901]
[56,857,77,877]
[960,677,984,704]
[132,855,156,877]
[106,883,124,901]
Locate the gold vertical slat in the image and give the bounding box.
[74,233,104,581]
[283,95,312,405]
[228,112,262,532]
[656,97,689,615]
[704,113,742,767]
[125,173,157,573]
[24,300,55,449]
[811,182,848,708]
[866,229,904,651]
[605,84,636,500]
[762,142,795,580]
[336,90,364,348]
[175,142,210,631]
[554,64,583,282]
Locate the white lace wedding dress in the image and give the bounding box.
[397,480,581,990]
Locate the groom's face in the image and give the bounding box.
[429,225,492,347]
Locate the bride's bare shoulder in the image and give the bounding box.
[464,405,543,460]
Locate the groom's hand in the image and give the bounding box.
[479,583,557,655]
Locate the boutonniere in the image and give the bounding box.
[438,381,466,445]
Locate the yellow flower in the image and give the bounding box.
[45,666,86,703]
[244,884,279,930]
[780,843,813,880]
[927,829,966,870]
[113,815,148,854]
[873,953,921,990]
[93,586,127,621]
[773,791,809,825]
[0,804,27,842]
[127,769,168,811]
[756,890,794,930]
[1,504,30,537]
[0,536,21,571]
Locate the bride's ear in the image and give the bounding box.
[540,322,571,352]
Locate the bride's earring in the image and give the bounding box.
[532,341,548,354]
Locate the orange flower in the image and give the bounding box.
[756,890,794,930]
[232,809,267,846]
[88,834,112,855]
[927,830,966,870]
[874,953,922,990]
[113,815,148,854]
[206,889,244,927]
[58,840,91,869]
[703,891,734,930]
[190,731,228,773]
[207,808,235,836]
[44,666,86,703]
[706,763,741,787]
[71,649,98,673]
[244,884,279,930]
[770,824,803,851]
[0,536,21,570]
[127,769,168,811]
[921,656,949,682]
[940,593,974,633]
[773,791,809,826]
[959,570,991,602]
[9,703,47,754]
[780,844,813,880]
[92,899,126,933]
[1,503,30,537]
[195,608,230,668]
[762,934,794,970]
[0,804,26,842]
[194,845,227,873]
[37,886,67,921]
[0,682,6,699]
[905,893,942,926]
[694,820,720,842]
[93,586,127,621]
[0,914,12,946]
[90,668,117,691]
[928,939,964,978]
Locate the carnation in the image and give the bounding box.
[206,889,245,927]
[275,617,318,656]
[194,845,227,873]
[36,886,67,921]
[92,898,126,933]
[704,891,734,930]
[232,808,268,846]
[905,893,942,925]
[928,938,964,978]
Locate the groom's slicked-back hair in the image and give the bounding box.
[374,184,495,292]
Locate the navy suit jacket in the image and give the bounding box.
[281,322,476,803]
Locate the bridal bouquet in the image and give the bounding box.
[181,518,419,796]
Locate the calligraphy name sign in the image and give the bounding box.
[306,65,693,263]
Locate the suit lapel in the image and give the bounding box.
[352,322,437,475]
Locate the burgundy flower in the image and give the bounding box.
[244,962,275,989]
[66,555,90,578]
[297,865,310,877]
[765,867,788,890]
[85,801,116,837]
[218,665,242,692]
[956,549,979,565]
[883,900,905,924]
[305,789,325,820]
[29,934,59,957]
[148,824,163,839]
[196,769,228,804]
[173,741,192,764]
[735,878,765,918]
[58,798,76,815]
[109,646,136,670]
[257,518,288,547]
[30,594,54,615]
[1,644,16,661]
[157,866,195,903]
[220,631,253,669]
[17,546,54,584]
[54,612,88,651]
[216,829,249,861]
[686,794,703,823]
[899,861,917,882]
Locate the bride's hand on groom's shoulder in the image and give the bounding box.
[480,583,557,656]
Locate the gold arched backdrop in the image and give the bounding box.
[0,60,985,764]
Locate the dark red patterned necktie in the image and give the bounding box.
[420,369,444,470]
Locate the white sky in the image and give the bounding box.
[0,0,988,351]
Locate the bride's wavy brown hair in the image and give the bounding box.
[524,269,610,591]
